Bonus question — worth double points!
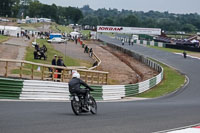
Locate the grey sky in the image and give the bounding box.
[39,0,200,14]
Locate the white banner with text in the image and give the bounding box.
[97,26,161,35]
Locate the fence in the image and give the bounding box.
[115,36,166,48]
[0,58,108,85]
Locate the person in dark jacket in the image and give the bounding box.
[35,43,39,51]
[57,56,66,79]
[52,55,57,65]
[57,56,66,67]
[89,48,93,57]
[121,39,124,45]
[49,55,57,77]
[183,51,187,58]
[41,45,47,53]
[69,72,93,106]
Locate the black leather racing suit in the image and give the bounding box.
[69,77,93,101]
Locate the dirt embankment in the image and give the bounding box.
[86,41,158,85]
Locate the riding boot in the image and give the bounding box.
[84,92,89,108]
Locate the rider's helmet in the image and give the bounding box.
[72,72,80,78]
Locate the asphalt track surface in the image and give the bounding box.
[1,34,200,133]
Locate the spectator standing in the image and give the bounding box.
[49,55,57,77]
[89,48,93,57]
[128,39,131,45]
[52,55,57,66]
[92,61,98,67]
[75,37,78,44]
[35,43,39,51]
[84,45,89,53]
[57,56,66,80]
[41,45,47,53]
[183,51,187,58]
[34,50,38,59]
[122,39,124,45]
[131,38,134,45]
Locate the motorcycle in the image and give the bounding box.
[70,89,97,115]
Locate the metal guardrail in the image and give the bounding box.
[0,58,109,85]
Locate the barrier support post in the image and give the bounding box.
[91,73,94,84]
[31,64,34,79]
[106,74,108,85]
[5,61,8,77]
[42,66,44,80]
[20,62,23,78]
[61,70,64,82]
[52,69,55,81]
[85,72,88,83]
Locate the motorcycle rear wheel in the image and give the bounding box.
[71,100,81,115]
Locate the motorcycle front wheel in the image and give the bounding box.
[88,96,97,114]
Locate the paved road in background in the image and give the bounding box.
[0,34,200,133]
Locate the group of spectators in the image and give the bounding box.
[121,38,134,45]
[37,31,50,39]
[83,44,98,67]
[0,30,4,35]
[154,36,200,48]
[84,45,93,57]
[51,55,66,79]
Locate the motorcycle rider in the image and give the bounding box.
[69,71,94,107]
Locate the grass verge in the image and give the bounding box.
[26,39,83,66]
[81,30,91,37]
[18,23,44,28]
[103,32,115,37]
[50,24,73,33]
[0,35,10,43]
[136,59,186,98]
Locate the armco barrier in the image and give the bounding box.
[0,77,23,99]
[116,37,165,48]
[0,70,162,100]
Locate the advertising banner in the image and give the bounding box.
[97,26,161,35]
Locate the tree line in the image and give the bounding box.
[0,0,83,24]
[1,1,200,32]
[80,5,200,33]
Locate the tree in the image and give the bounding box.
[28,0,42,17]
[0,0,16,17]
[63,7,83,24]
[80,15,99,26]
[11,0,20,17]
[102,18,114,26]
[122,15,140,27]
[181,24,196,32]
[40,4,58,22]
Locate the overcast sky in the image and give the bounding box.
[39,0,199,14]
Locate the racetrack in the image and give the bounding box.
[1,34,200,133]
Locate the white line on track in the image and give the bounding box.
[153,123,200,133]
